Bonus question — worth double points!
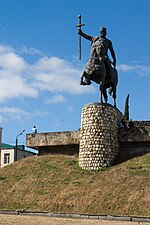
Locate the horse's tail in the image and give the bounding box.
[113,68,118,86]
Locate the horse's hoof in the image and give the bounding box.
[80,80,91,85]
[108,87,112,95]
[80,81,85,85]
[85,80,92,85]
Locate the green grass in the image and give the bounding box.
[0,153,150,217]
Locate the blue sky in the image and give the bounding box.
[0,0,150,149]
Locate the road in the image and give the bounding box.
[0,214,149,225]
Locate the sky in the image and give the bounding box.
[0,0,150,150]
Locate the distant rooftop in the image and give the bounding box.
[1,143,36,154]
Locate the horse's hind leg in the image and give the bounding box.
[103,87,108,103]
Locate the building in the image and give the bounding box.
[1,143,36,167]
[0,127,3,166]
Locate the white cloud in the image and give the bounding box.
[30,56,95,94]
[0,107,30,121]
[0,72,38,101]
[17,46,43,55]
[1,43,150,106]
[0,50,27,72]
[118,64,150,77]
[44,94,67,104]
[0,44,38,102]
[0,45,14,54]
[0,44,95,103]
[0,106,50,122]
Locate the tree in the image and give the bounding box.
[124,94,129,120]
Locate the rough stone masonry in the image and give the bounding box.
[79,103,123,170]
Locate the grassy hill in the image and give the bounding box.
[0,153,150,217]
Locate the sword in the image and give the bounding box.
[76,15,85,60]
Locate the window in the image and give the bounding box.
[4,153,10,164]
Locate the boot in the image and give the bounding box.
[80,80,85,85]
[84,78,92,85]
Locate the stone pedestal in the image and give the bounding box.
[79,103,123,170]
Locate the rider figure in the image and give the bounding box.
[79,27,116,85]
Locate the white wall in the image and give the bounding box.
[1,149,14,167]
[0,127,3,167]
[1,148,35,167]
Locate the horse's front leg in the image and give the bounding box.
[99,81,103,103]
[114,99,116,108]
[80,71,86,85]
[112,86,117,107]
[80,71,91,85]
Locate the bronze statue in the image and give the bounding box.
[78,23,118,106]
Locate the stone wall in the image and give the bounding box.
[79,103,123,170]
[26,130,79,151]
[38,144,79,156]
[26,112,150,167]
[119,124,150,143]
[117,121,150,163]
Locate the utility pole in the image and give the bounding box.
[15,129,25,161]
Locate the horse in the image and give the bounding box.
[80,42,107,103]
[80,42,118,107]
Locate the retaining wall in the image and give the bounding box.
[26,109,150,164]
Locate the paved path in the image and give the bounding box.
[0,214,149,225]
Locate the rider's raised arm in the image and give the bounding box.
[78,29,93,41]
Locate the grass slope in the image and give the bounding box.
[0,153,150,217]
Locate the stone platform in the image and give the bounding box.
[79,103,123,170]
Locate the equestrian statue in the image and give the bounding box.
[76,15,118,107]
